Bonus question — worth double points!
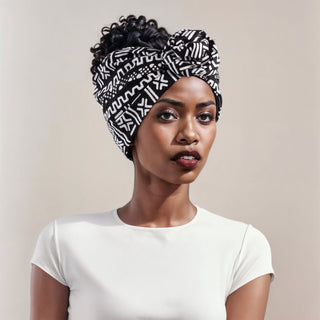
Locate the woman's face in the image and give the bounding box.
[132,76,217,185]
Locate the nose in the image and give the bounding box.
[176,116,200,145]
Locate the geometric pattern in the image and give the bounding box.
[93,29,222,160]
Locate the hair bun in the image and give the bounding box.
[90,15,170,75]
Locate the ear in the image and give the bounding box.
[129,143,136,163]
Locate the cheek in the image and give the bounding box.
[134,125,170,162]
[202,126,217,149]
[143,125,172,149]
[211,127,217,143]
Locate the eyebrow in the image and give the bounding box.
[155,98,216,108]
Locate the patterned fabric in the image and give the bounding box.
[93,29,222,160]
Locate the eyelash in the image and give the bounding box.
[157,111,177,121]
[156,111,214,123]
[198,113,214,123]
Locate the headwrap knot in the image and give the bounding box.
[161,29,220,87]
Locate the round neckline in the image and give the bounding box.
[113,205,200,230]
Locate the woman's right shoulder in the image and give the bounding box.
[38,209,117,235]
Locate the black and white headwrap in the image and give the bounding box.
[93,29,222,160]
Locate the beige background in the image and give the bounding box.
[1,0,319,319]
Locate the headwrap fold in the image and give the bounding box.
[93,29,222,160]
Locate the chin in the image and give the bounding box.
[166,170,201,185]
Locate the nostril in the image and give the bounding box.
[179,137,198,144]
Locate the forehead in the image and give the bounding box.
[157,76,215,103]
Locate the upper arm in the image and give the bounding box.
[225,274,272,320]
[30,264,70,320]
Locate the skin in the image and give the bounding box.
[30,76,271,319]
[30,265,69,320]
[118,76,217,227]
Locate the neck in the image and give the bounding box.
[117,166,196,228]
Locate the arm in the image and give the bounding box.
[30,264,70,320]
[225,274,271,320]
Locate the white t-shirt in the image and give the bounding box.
[31,206,275,320]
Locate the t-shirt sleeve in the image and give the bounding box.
[228,224,275,295]
[30,220,68,286]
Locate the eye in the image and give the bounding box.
[197,113,214,123]
[157,111,177,121]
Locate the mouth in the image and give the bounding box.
[171,150,201,169]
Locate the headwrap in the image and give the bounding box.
[93,29,222,160]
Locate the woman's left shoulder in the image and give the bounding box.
[197,206,271,244]
[197,206,248,234]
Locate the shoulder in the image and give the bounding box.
[197,206,248,236]
[55,209,115,225]
[197,206,272,251]
[197,207,275,295]
[37,209,116,239]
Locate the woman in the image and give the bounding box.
[30,15,274,319]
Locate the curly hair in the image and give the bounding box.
[90,15,171,76]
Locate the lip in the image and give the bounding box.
[171,150,201,169]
